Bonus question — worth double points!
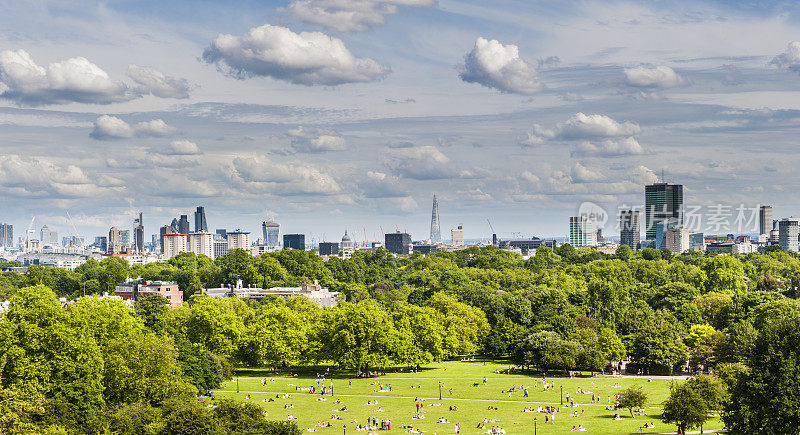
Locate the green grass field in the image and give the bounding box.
[214,362,723,434]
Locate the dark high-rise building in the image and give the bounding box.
[619,209,640,250]
[159,225,170,253]
[645,182,683,240]
[385,232,411,255]
[170,218,179,233]
[94,236,107,253]
[283,234,305,250]
[0,223,13,249]
[195,206,208,232]
[133,212,144,253]
[318,242,339,256]
[759,205,773,236]
[178,215,190,235]
[215,229,227,240]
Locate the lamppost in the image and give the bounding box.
[343,425,346,435]
[560,385,563,406]
[534,417,537,435]
[236,375,240,394]
[438,381,442,400]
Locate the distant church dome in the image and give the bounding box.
[341,230,354,249]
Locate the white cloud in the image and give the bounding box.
[458,37,542,95]
[282,0,435,33]
[202,24,390,86]
[632,165,659,185]
[0,49,134,106]
[162,140,201,155]
[519,171,540,184]
[232,155,342,195]
[90,115,176,140]
[570,163,604,183]
[572,137,646,157]
[362,171,407,198]
[0,155,113,197]
[771,41,800,73]
[288,126,346,152]
[126,64,191,99]
[387,145,454,180]
[525,113,641,146]
[623,65,685,88]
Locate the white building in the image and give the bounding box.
[189,232,214,258]
[665,227,691,254]
[227,230,250,251]
[732,241,757,255]
[779,218,800,252]
[162,233,187,259]
[451,224,465,247]
[569,216,597,247]
[205,280,339,308]
[340,230,355,257]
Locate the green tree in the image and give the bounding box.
[630,315,687,374]
[662,376,724,434]
[598,328,626,362]
[392,304,445,364]
[240,304,312,367]
[134,293,170,329]
[425,292,489,357]
[182,296,246,361]
[616,385,647,418]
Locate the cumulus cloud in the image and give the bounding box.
[0,154,114,197]
[0,49,134,106]
[90,115,177,140]
[288,126,346,152]
[570,163,604,183]
[127,64,191,98]
[202,24,390,86]
[362,170,408,198]
[771,41,800,73]
[525,113,641,147]
[571,137,646,157]
[232,155,341,195]
[632,165,659,185]
[623,65,686,88]
[282,0,435,33]
[458,37,543,95]
[162,140,201,155]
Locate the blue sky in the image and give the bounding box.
[1,0,800,243]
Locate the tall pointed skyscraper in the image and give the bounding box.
[430,194,441,243]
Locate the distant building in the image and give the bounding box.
[194,206,208,232]
[40,225,58,246]
[759,205,773,237]
[283,234,305,250]
[430,194,441,243]
[498,238,557,255]
[159,225,169,253]
[262,220,280,248]
[619,209,640,250]
[108,227,121,254]
[645,182,683,240]
[0,223,12,249]
[94,236,108,253]
[115,280,183,308]
[732,241,757,254]
[340,230,355,256]
[319,242,339,256]
[451,224,464,247]
[779,218,800,252]
[665,227,690,254]
[215,229,227,240]
[569,216,597,248]
[412,243,436,255]
[654,214,680,250]
[385,232,411,255]
[227,230,250,251]
[133,212,144,253]
[189,232,214,258]
[162,233,187,259]
[213,239,228,258]
[206,280,338,308]
[689,233,705,251]
[178,215,190,236]
[769,228,780,244]
[119,229,130,251]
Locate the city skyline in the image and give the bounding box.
[4,1,800,239]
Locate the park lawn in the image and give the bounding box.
[214,362,724,434]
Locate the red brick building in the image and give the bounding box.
[114,280,183,308]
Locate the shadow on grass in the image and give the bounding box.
[233,365,438,379]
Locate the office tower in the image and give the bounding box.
[319,242,339,256]
[645,182,683,240]
[188,232,214,258]
[689,233,705,251]
[283,234,305,250]
[451,224,464,246]
[178,215,190,235]
[0,223,12,248]
[227,230,250,251]
[133,212,144,252]
[40,225,57,246]
[262,220,280,247]
[108,227,120,253]
[94,236,108,252]
[151,234,158,250]
[159,225,170,253]
[759,205,773,236]
[666,227,691,253]
[619,210,640,250]
[213,239,228,258]
[162,233,187,259]
[195,206,208,232]
[215,229,227,240]
[170,218,180,233]
[385,232,411,255]
[119,229,130,250]
[430,194,441,243]
[779,218,800,252]
[569,216,597,247]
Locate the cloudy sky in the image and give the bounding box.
[2,0,800,243]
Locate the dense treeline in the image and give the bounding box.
[4,244,800,432]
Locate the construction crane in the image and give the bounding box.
[486,219,497,246]
[66,211,80,237]
[25,216,36,243]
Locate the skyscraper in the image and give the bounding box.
[779,218,799,252]
[40,225,57,246]
[262,220,280,247]
[385,231,411,255]
[645,182,683,240]
[430,194,441,243]
[108,227,120,254]
[178,215,190,235]
[451,224,464,246]
[195,206,208,232]
[170,218,180,233]
[133,212,144,253]
[569,216,597,247]
[283,234,305,250]
[159,225,169,253]
[119,229,130,250]
[0,223,13,249]
[619,210,640,250]
[759,205,773,237]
